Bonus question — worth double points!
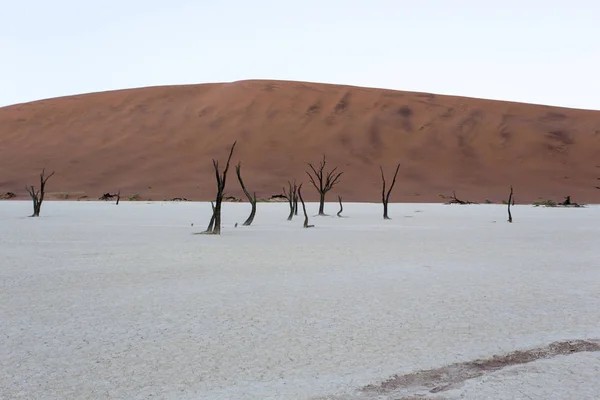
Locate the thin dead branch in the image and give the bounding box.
[337,195,344,217]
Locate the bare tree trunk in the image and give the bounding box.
[293,194,298,216]
[235,163,257,226]
[25,168,55,217]
[26,186,39,216]
[244,193,257,225]
[337,195,343,217]
[318,193,325,215]
[287,194,294,220]
[306,155,343,216]
[116,190,121,205]
[297,184,313,228]
[380,164,400,220]
[507,185,513,223]
[283,181,297,221]
[204,142,236,235]
[204,202,216,232]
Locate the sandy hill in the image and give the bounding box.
[1,80,600,203]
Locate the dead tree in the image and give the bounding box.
[337,195,344,217]
[204,142,237,235]
[380,164,400,219]
[507,185,513,223]
[557,195,583,207]
[25,168,55,217]
[444,191,477,205]
[283,181,298,221]
[235,163,257,226]
[297,184,314,228]
[116,190,121,205]
[306,155,343,216]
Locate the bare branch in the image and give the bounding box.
[221,142,237,187]
[41,169,55,185]
[25,186,37,198]
[324,168,343,192]
[306,167,320,191]
[385,164,400,204]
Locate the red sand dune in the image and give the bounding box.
[1,80,600,203]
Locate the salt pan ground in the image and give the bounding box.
[1,201,599,399]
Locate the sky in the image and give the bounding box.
[1,0,599,109]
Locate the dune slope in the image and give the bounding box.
[1,80,599,203]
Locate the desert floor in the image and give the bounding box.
[1,201,599,399]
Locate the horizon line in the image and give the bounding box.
[3,79,600,113]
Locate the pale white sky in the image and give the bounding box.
[1,0,599,109]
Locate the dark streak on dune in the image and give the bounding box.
[1,79,600,203]
[306,102,322,116]
[335,92,351,114]
[397,106,413,118]
[547,130,575,145]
